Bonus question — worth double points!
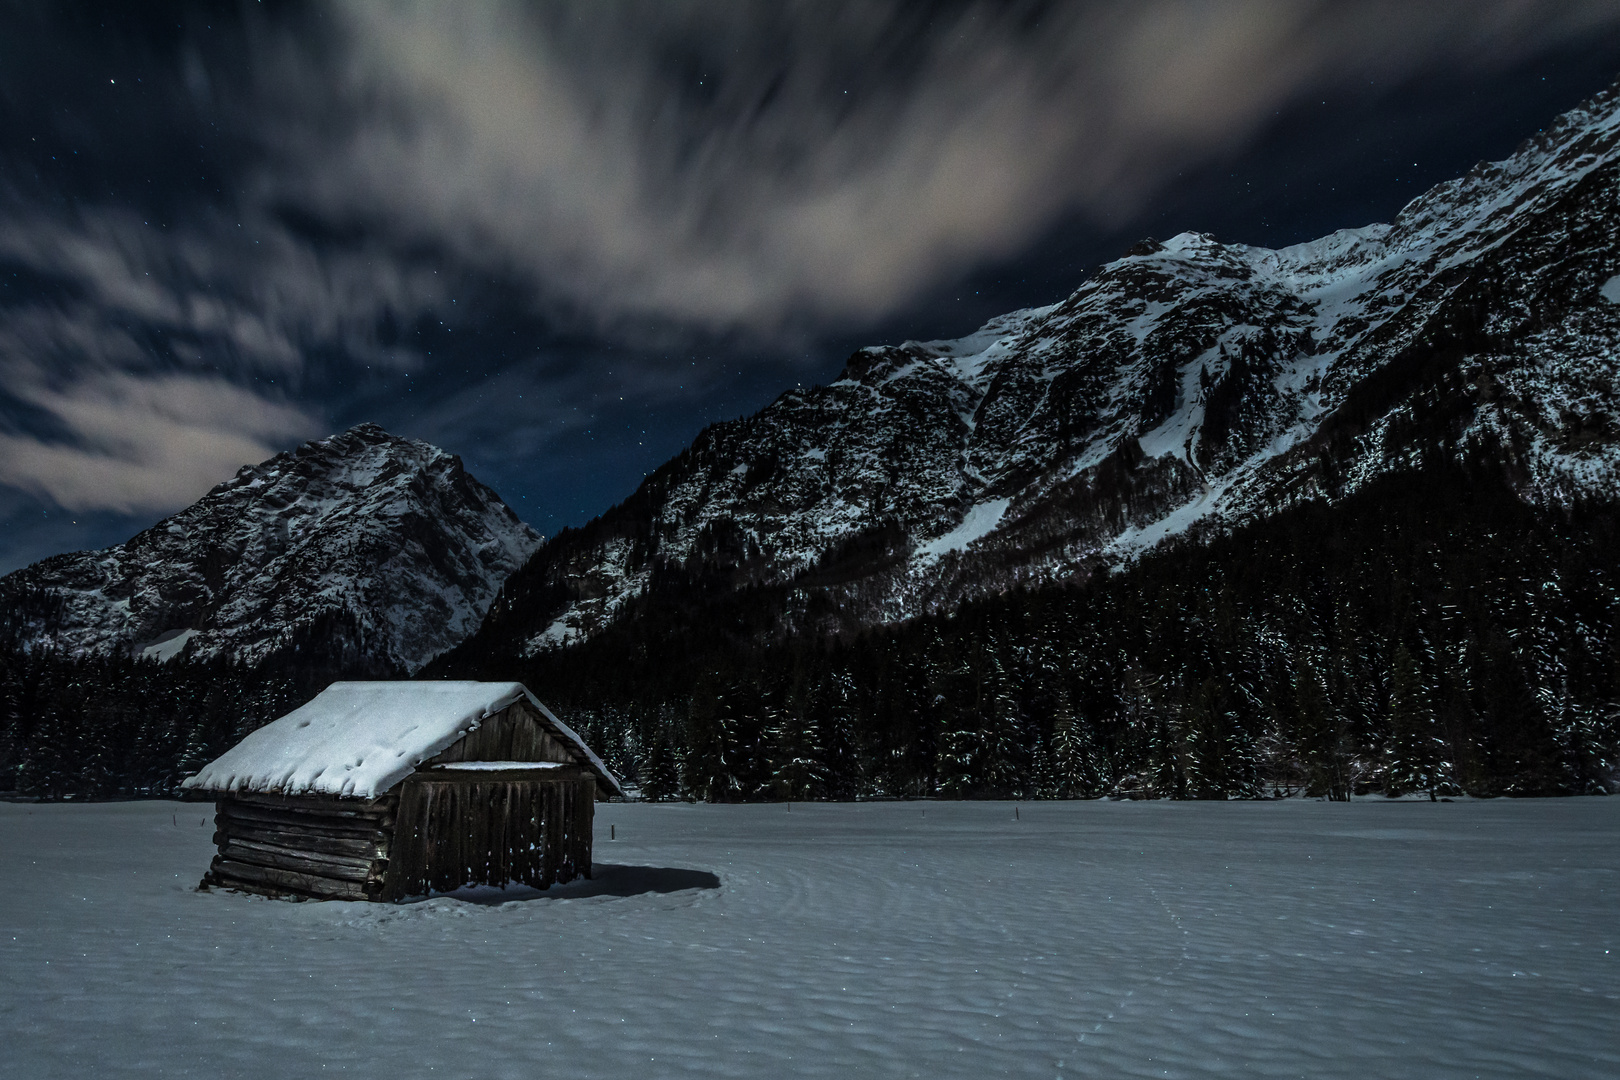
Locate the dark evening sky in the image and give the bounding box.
[3,1,1619,573]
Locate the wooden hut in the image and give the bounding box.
[181,681,622,902]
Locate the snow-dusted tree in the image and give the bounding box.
[815,670,865,800]
[683,676,741,802]
[1028,736,1058,799]
[1295,651,1350,800]
[1183,677,1257,799]
[640,732,682,802]
[975,644,1024,797]
[768,711,824,801]
[1385,642,1446,798]
[1052,699,1111,799]
[935,722,976,798]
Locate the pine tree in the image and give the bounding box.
[1478,640,1569,796]
[1028,736,1058,799]
[935,721,976,798]
[640,735,681,801]
[768,710,824,801]
[1295,652,1350,800]
[1184,677,1256,799]
[815,670,865,799]
[1046,681,1106,797]
[976,646,1023,797]
[682,675,737,802]
[1386,642,1446,798]
[1131,668,1181,799]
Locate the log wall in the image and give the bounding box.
[203,791,396,901]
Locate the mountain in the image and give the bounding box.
[455,78,1620,662]
[0,423,541,675]
[9,84,1620,803]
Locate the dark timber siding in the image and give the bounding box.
[383,772,594,901]
[425,701,575,766]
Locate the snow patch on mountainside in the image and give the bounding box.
[918,498,1012,560]
[138,628,201,663]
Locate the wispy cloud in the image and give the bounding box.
[269,0,1620,335]
[2,0,1617,523]
[0,207,443,377]
[0,371,319,514]
[0,204,441,512]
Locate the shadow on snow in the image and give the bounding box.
[422,863,721,905]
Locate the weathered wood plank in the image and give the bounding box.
[219,796,391,825]
[209,857,373,901]
[425,704,574,766]
[218,801,392,840]
[382,779,431,901]
[437,782,461,893]
[424,781,446,893]
[430,782,449,893]
[232,791,397,817]
[219,842,381,883]
[235,789,398,807]
[575,779,594,880]
[543,782,561,888]
[215,825,386,860]
[220,838,382,878]
[557,780,571,884]
[510,701,578,764]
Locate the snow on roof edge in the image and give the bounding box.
[180,681,622,800]
[518,687,624,798]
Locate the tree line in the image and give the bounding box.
[477,461,1620,802]
[4,461,1616,801]
[0,609,396,800]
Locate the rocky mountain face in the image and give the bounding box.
[0,424,541,674]
[471,78,1620,658]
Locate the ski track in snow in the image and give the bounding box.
[2,799,1616,1079]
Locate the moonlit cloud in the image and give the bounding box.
[0,207,444,377]
[2,0,1617,528]
[268,0,1620,335]
[0,205,440,513]
[0,371,320,514]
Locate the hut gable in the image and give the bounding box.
[181,681,621,800]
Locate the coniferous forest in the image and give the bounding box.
[4,463,1617,801]
[0,613,398,800]
[0,651,306,801]
[449,462,1620,803]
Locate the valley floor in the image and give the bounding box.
[1,798,1615,1079]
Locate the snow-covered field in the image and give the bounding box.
[2,799,1615,1079]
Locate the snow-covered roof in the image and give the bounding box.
[181,681,621,799]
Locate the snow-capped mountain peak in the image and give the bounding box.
[1,423,542,673]
[453,77,1620,659]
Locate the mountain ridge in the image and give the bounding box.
[455,75,1620,661]
[0,423,541,674]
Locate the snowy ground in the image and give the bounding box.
[1,799,1615,1079]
